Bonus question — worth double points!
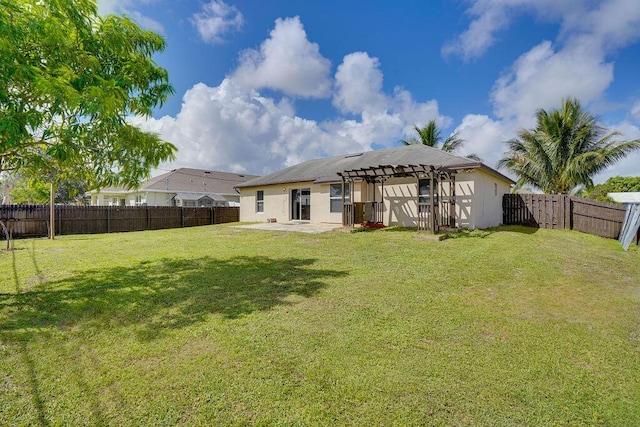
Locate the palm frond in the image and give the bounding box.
[498,98,640,194]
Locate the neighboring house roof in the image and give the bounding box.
[94,168,260,196]
[608,192,640,204]
[236,145,514,188]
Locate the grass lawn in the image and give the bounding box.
[1,224,639,426]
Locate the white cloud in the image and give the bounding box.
[135,79,369,174]
[332,52,443,141]
[442,0,587,61]
[97,0,165,34]
[443,0,640,136]
[453,114,516,169]
[136,80,316,174]
[595,120,640,182]
[333,52,387,115]
[491,41,614,125]
[232,17,332,98]
[137,77,444,175]
[631,102,640,123]
[191,0,244,44]
[441,2,511,61]
[136,48,448,175]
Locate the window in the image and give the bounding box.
[330,183,350,213]
[418,179,438,204]
[256,190,264,213]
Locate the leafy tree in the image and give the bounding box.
[579,176,640,202]
[0,0,176,189]
[497,98,640,194]
[10,174,87,205]
[401,120,481,161]
[10,178,50,205]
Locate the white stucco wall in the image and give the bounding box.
[239,181,364,224]
[455,170,511,229]
[91,191,174,206]
[381,177,419,227]
[239,169,511,229]
[91,191,237,207]
[378,170,510,229]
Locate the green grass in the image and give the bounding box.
[1,225,639,426]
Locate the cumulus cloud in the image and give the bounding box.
[137,73,446,175]
[232,17,332,98]
[453,114,516,169]
[333,52,387,115]
[191,0,244,44]
[135,80,325,174]
[442,0,587,61]
[445,0,640,137]
[135,37,448,175]
[491,41,614,125]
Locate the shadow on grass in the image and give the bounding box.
[355,225,539,237]
[1,255,346,339]
[446,226,539,239]
[0,256,346,424]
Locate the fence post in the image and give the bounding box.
[567,197,573,230]
[107,207,111,233]
[146,205,150,230]
[181,207,184,228]
[211,207,214,225]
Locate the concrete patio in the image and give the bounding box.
[233,221,344,234]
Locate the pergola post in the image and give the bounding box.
[380,178,384,225]
[429,168,436,232]
[449,175,456,227]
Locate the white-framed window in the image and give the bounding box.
[256,190,264,213]
[330,183,350,213]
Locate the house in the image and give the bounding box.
[235,145,515,230]
[90,168,259,207]
[608,192,640,205]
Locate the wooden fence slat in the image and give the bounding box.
[502,194,629,240]
[0,205,239,239]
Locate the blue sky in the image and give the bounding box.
[98,0,640,183]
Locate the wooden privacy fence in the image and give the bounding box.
[503,194,636,241]
[0,205,239,238]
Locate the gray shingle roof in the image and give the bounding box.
[99,168,260,195]
[236,145,511,188]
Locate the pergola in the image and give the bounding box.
[337,164,458,232]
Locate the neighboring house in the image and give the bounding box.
[236,145,515,230]
[608,192,640,205]
[90,168,259,207]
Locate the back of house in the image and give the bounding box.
[236,145,514,230]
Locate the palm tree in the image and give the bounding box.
[401,120,481,161]
[497,98,640,194]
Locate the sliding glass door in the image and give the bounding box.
[291,188,311,220]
